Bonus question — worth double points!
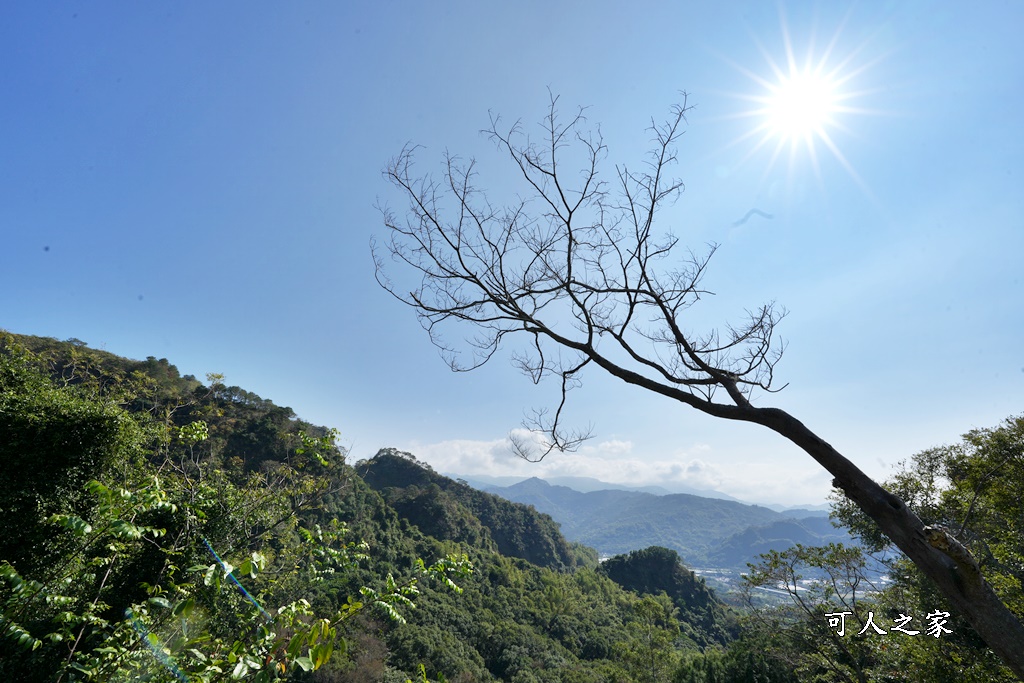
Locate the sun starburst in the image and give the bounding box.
[722,10,882,191]
[764,68,839,144]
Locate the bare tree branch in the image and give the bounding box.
[374,92,1024,677]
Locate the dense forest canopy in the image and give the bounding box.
[1,331,1019,681]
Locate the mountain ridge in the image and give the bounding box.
[472,475,852,568]
[453,472,744,501]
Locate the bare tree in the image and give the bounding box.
[373,93,1024,678]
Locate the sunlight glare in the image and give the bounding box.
[719,8,884,196]
[765,69,839,143]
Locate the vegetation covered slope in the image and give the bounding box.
[598,547,738,649]
[5,331,1016,682]
[358,450,594,571]
[1,332,760,682]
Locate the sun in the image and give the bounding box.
[744,52,853,174]
[763,68,839,145]
[722,10,881,189]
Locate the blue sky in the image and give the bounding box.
[3,2,1021,505]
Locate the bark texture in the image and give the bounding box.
[749,406,1024,680]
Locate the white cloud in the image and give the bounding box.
[400,435,522,475]
[579,439,634,458]
[396,432,835,506]
[399,433,789,498]
[718,464,834,507]
[671,458,723,490]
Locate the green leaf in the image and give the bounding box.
[376,601,406,624]
[48,513,93,536]
[251,551,267,572]
[172,597,195,619]
[313,640,334,668]
[110,519,142,539]
[147,596,171,610]
[294,656,314,671]
[287,632,304,659]
[1,616,40,651]
[203,564,217,587]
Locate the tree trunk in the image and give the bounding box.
[748,406,1024,680]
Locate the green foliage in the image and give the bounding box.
[674,639,793,683]
[824,416,1024,681]
[739,543,882,681]
[599,547,738,649]
[3,331,801,682]
[0,337,150,577]
[360,451,584,570]
[406,663,448,683]
[0,334,470,682]
[0,464,466,681]
[728,414,1024,683]
[359,555,473,625]
[734,539,1020,682]
[614,595,681,683]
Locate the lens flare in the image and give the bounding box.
[764,69,839,143]
[718,8,885,195]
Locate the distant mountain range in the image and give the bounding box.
[454,473,745,501]
[457,475,853,568]
[453,472,833,513]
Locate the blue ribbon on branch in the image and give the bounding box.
[126,537,271,680]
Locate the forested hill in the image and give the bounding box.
[600,547,738,647]
[6,331,1016,681]
[358,449,590,571]
[3,331,779,682]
